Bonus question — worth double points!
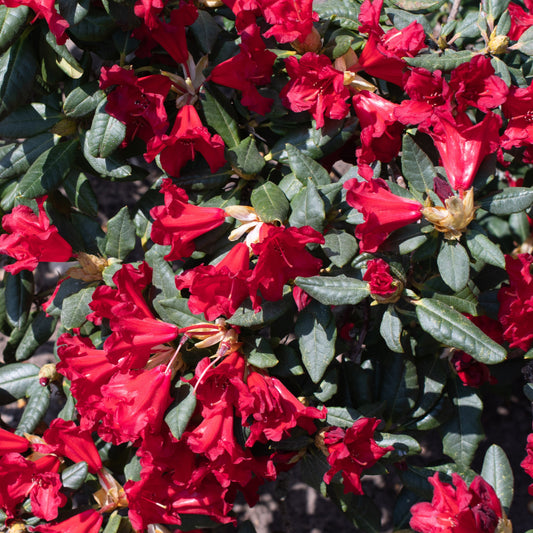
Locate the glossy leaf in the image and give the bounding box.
[322,229,358,268]
[15,381,51,435]
[285,143,331,186]
[479,187,533,215]
[0,5,29,54]
[401,134,436,193]
[60,286,96,330]
[246,337,278,368]
[380,305,404,353]
[295,275,370,306]
[404,50,475,71]
[229,136,265,176]
[0,102,61,138]
[5,270,33,330]
[437,241,470,293]
[250,181,289,224]
[104,206,136,260]
[15,310,57,361]
[61,461,89,490]
[202,88,240,148]
[465,229,505,269]
[164,382,197,441]
[289,179,326,232]
[481,444,513,513]
[313,0,359,29]
[0,362,39,404]
[228,291,294,328]
[63,82,103,117]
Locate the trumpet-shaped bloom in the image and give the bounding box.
[509,0,533,40]
[262,0,318,44]
[502,81,533,162]
[31,509,103,533]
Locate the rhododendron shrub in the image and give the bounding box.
[1,0,533,531]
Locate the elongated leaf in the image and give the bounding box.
[16,139,78,198]
[228,291,293,327]
[0,102,61,138]
[0,363,39,404]
[63,82,103,117]
[285,143,331,186]
[61,461,88,490]
[69,13,115,41]
[16,381,50,435]
[326,406,362,428]
[313,0,359,29]
[415,298,506,364]
[401,134,436,193]
[437,241,470,293]
[45,30,84,79]
[190,10,221,53]
[87,98,126,158]
[251,181,289,224]
[466,229,505,269]
[82,132,132,179]
[15,310,57,361]
[375,432,421,457]
[481,445,513,513]
[295,275,370,305]
[441,378,483,469]
[5,270,33,329]
[0,6,29,54]
[404,50,475,71]
[515,25,533,55]
[410,356,449,420]
[390,0,445,11]
[380,305,403,353]
[322,229,358,268]
[202,88,240,148]
[289,180,326,232]
[246,337,278,368]
[229,136,265,176]
[104,206,136,259]
[60,286,96,329]
[485,0,510,20]
[154,298,198,328]
[164,382,196,440]
[295,302,337,383]
[479,187,533,215]
[58,0,90,25]
[63,171,98,216]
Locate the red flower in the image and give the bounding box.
[498,253,533,351]
[343,178,422,253]
[363,258,397,297]
[175,242,253,321]
[262,0,318,44]
[410,473,503,533]
[521,433,533,495]
[29,472,67,521]
[249,224,324,306]
[502,81,533,163]
[209,24,276,115]
[352,91,404,178]
[424,110,502,191]
[31,509,103,533]
[509,0,533,40]
[0,428,29,456]
[322,418,393,495]
[99,66,171,146]
[150,178,227,261]
[281,53,350,128]
[145,105,226,177]
[0,197,72,274]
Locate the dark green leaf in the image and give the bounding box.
[0,102,61,138]
[104,206,136,259]
[385,8,432,34]
[295,275,370,306]
[0,6,29,54]
[389,0,445,11]
[63,82,103,117]
[289,180,326,232]
[87,98,126,158]
[313,0,359,29]
[295,301,337,383]
[410,356,449,421]
[410,393,452,430]
[16,139,78,198]
[58,0,90,25]
[246,337,278,368]
[16,381,50,435]
[441,379,483,469]
[191,10,221,54]
[485,0,510,21]
[479,187,533,215]
[69,13,115,41]
[329,488,381,533]
[0,34,38,118]
[481,444,513,513]
[15,310,57,361]
[326,406,363,428]
[285,143,331,186]
[465,229,505,269]
[154,297,199,328]
[44,30,84,79]
[380,305,403,353]
[43,277,88,318]
[0,363,39,404]
[202,89,240,148]
[250,181,289,224]
[82,133,132,179]
[322,229,358,268]
[437,241,470,293]
[453,11,482,40]
[61,461,88,490]
[63,171,98,216]
[404,50,475,71]
[60,286,96,329]
[401,134,436,193]
[228,291,294,327]
[415,298,507,364]
[164,382,196,440]
[431,291,478,317]
[375,432,421,457]
[5,270,33,329]
[228,136,265,176]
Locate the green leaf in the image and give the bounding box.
[515,25,533,55]
[295,301,337,383]
[82,132,132,179]
[61,461,88,490]
[0,34,38,119]
[437,241,470,293]
[432,290,478,316]
[404,50,475,71]
[289,179,326,232]
[380,305,403,353]
[295,275,370,306]
[60,286,96,329]
[375,432,421,457]
[415,298,507,364]
[385,8,433,34]
[326,406,362,428]
[246,337,278,368]
[154,297,198,328]
[63,82,103,117]
[479,187,533,215]
[410,356,449,421]
[17,139,78,197]
[58,0,90,25]
[63,171,98,216]
[0,102,62,138]
[0,363,39,404]
[481,444,513,514]
[465,229,505,269]
[285,143,331,186]
[16,381,50,435]
[441,379,483,469]
[43,277,88,318]
[322,229,358,268]
[0,133,57,180]
[15,310,57,361]
[389,0,445,12]
[329,489,381,533]
[69,12,115,41]
[485,0,510,21]
[190,10,221,53]
[250,181,288,224]
[401,134,436,193]
[202,88,240,148]
[5,270,33,329]
[313,0,359,29]
[87,98,126,158]
[44,30,84,79]
[228,290,294,327]
[228,136,265,176]
[164,382,197,440]
[0,6,29,55]
[104,206,136,259]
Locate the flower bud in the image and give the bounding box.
[488,31,509,55]
[38,364,60,386]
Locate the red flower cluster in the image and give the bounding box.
[363,258,398,298]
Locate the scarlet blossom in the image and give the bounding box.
[262,0,319,44]
[409,473,503,533]
[322,418,393,495]
[29,472,67,521]
[134,0,165,29]
[521,433,533,495]
[343,178,422,253]
[355,0,426,87]
[448,55,509,113]
[221,0,261,33]
[145,105,226,178]
[293,285,312,311]
[209,24,276,115]
[502,81,533,163]
[0,197,72,274]
[509,0,533,40]
[150,178,227,261]
[175,242,253,321]
[497,253,533,351]
[0,0,68,44]
[363,258,397,298]
[249,224,324,306]
[424,110,502,191]
[281,53,350,129]
[352,91,404,179]
[31,509,103,533]
[0,428,29,456]
[99,66,171,147]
